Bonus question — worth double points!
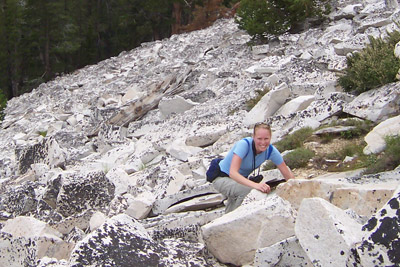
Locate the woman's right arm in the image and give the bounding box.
[229,154,271,193]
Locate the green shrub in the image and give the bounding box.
[339,119,374,139]
[326,142,364,161]
[338,31,400,95]
[274,127,314,152]
[364,135,400,174]
[283,148,315,169]
[235,0,330,41]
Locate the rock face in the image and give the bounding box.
[0,0,400,266]
[201,196,296,266]
[295,197,364,267]
[349,185,400,267]
[69,214,211,267]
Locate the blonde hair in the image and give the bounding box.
[253,122,272,135]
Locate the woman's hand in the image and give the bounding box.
[254,182,271,193]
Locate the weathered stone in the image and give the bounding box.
[166,139,203,162]
[16,137,66,175]
[343,84,400,122]
[0,181,38,218]
[244,82,290,126]
[56,171,115,217]
[0,232,37,267]
[275,95,315,117]
[69,214,211,266]
[348,185,400,267]
[254,236,312,267]
[1,216,73,260]
[159,95,198,118]
[295,198,364,267]
[185,125,227,147]
[277,173,399,217]
[363,114,400,154]
[164,193,225,214]
[201,196,296,266]
[152,183,218,215]
[143,209,224,242]
[125,191,156,220]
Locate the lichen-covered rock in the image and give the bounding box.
[343,83,400,122]
[254,236,312,267]
[348,185,400,266]
[0,181,38,218]
[15,137,66,175]
[0,232,37,267]
[56,171,115,217]
[69,214,212,266]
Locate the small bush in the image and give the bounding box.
[338,30,400,95]
[283,148,315,169]
[364,135,400,174]
[274,127,314,152]
[235,0,330,41]
[326,142,364,161]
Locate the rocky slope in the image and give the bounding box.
[0,0,400,266]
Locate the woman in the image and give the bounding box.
[213,123,294,213]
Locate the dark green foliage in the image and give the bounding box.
[338,31,400,95]
[274,127,314,152]
[283,148,315,169]
[0,0,212,100]
[235,0,330,41]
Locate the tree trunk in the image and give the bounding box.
[171,2,182,34]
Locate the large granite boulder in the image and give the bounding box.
[201,195,296,266]
[363,114,400,154]
[276,170,400,217]
[54,170,115,217]
[69,214,212,266]
[295,197,364,267]
[343,84,400,122]
[254,236,312,267]
[15,137,66,175]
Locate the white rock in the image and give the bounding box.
[1,216,72,260]
[343,83,400,122]
[275,95,315,117]
[201,195,296,266]
[276,174,399,217]
[89,211,107,231]
[244,82,290,126]
[164,193,224,214]
[185,124,227,147]
[159,95,198,118]
[363,114,400,154]
[125,191,156,219]
[106,167,136,195]
[295,198,364,267]
[394,41,400,59]
[166,139,203,162]
[254,236,312,267]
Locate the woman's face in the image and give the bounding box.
[253,128,271,154]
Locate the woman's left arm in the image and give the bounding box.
[276,161,295,181]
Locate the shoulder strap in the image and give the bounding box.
[243,138,251,158]
[266,144,273,160]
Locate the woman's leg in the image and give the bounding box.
[212,177,251,213]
